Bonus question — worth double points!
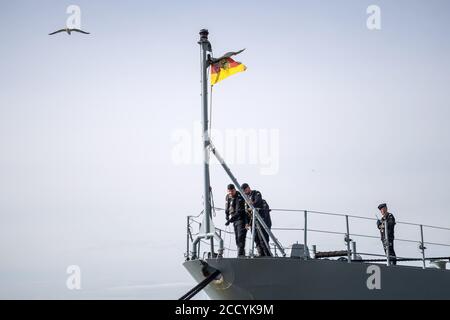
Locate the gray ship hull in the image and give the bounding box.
[184,258,450,300]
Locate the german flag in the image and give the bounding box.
[210,57,247,85]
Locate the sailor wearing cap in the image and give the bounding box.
[225,184,248,257]
[377,203,397,265]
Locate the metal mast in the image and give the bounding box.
[198,29,213,251]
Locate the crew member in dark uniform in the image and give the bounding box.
[225,184,248,257]
[242,183,272,256]
[377,203,397,265]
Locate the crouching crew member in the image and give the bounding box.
[242,183,272,257]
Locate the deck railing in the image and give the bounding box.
[186,208,450,269]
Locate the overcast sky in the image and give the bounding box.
[1,0,449,299]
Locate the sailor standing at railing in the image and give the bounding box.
[241,183,272,257]
[377,203,397,265]
[225,184,249,257]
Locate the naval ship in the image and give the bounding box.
[182,30,450,300]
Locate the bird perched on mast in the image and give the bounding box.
[48,27,90,36]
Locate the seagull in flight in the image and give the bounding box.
[49,28,90,35]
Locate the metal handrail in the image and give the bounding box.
[424,241,450,248]
[186,208,450,268]
[214,206,450,231]
[272,208,375,221]
[271,228,450,247]
[270,208,450,231]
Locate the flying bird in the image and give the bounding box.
[48,28,90,35]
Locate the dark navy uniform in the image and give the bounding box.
[246,190,272,256]
[225,191,248,257]
[377,212,397,265]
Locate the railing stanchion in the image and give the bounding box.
[251,209,256,257]
[420,225,426,269]
[304,210,308,258]
[345,215,351,263]
[186,216,190,260]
